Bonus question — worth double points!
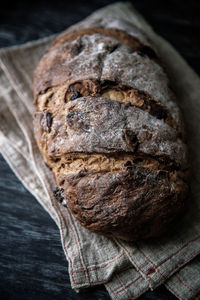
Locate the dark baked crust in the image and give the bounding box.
[61,168,188,240]
[33,27,160,98]
[33,20,189,241]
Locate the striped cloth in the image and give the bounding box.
[0,3,200,299]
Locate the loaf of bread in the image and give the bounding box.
[33,17,189,241]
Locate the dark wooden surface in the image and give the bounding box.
[0,1,199,299]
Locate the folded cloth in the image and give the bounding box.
[0,3,200,300]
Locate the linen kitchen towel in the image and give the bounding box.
[0,3,200,299]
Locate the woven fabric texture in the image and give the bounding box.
[0,3,200,299]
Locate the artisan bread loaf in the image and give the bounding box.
[33,18,189,241]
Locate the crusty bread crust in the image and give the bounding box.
[33,23,189,241]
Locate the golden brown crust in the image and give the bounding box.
[33,24,189,241]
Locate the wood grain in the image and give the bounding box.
[0,0,199,299]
